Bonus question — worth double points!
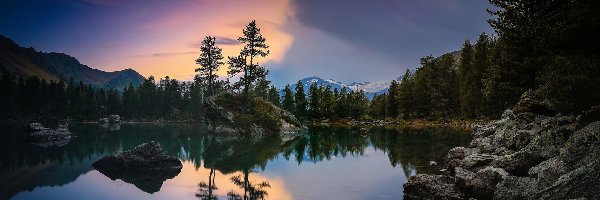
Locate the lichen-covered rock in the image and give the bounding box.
[560,121,600,171]
[403,174,464,200]
[533,161,600,200]
[528,157,566,190]
[494,175,539,199]
[465,167,508,199]
[513,89,554,116]
[404,92,600,200]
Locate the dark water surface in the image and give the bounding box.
[0,124,470,200]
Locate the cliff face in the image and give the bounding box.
[403,90,600,200]
[0,35,144,90]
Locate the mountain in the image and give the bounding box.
[290,76,399,99]
[0,35,144,90]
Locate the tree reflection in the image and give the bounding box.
[1,123,470,199]
[226,170,270,200]
[196,168,218,200]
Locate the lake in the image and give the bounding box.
[0,123,470,200]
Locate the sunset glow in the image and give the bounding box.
[0,0,491,85]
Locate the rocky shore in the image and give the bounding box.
[403,91,600,199]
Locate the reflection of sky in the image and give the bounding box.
[11,146,408,200]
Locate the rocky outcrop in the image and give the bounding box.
[404,91,600,199]
[92,141,182,193]
[205,94,306,138]
[29,122,72,147]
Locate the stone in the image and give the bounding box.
[465,167,508,199]
[92,141,182,194]
[99,118,109,123]
[533,161,600,200]
[29,122,72,147]
[529,157,566,190]
[109,115,120,123]
[494,175,539,199]
[403,174,464,200]
[513,90,554,116]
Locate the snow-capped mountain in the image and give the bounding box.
[289,76,401,99]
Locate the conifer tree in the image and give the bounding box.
[398,69,413,118]
[294,81,307,119]
[195,36,224,96]
[267,85,281,107]
[458,40,475,117]
[282,84,295,112]
[308,83,321,119]
[386,80,400,118]
[227,20,270,94]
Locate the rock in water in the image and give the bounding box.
[92,141,182,193]
[29,122,72,147]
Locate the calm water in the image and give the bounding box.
[0,124,470,200]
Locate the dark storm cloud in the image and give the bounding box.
[290,0,493,61]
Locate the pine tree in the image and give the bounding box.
[195,36,224,96]
[282,84,295,112]
[398,69,414,118]
[308,83,321,119]
[294,81,307,119]
[458,40,475,117]
[321,85,335,119]
[227,20,270,94]
[267,85,281,107]
[386,80,400,118]
[255,78,270,98]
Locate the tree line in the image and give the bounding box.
[2,0,598,123]
[369,0,600,120]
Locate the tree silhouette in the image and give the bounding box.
[227,171,270,200]
[196,168,218,200]
[227,20,270,94]
[196,36,224,97]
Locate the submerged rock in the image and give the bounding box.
[92,141,182,193]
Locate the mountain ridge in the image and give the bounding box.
[290,76,400,99]
[0,35,144,90]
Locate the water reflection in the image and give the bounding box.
[0,124,469,200]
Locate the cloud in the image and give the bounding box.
[84,0,120,6]
[215,36,240,45]
[129,51,198,58]
[289,0,492,63]
[189,36,240,48]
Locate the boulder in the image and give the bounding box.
[494,175,539,199]
[533,161,600,200]
[92,141,182,193]
[513,90,554,116]
[99,118,109,123]
[465,167,508,199]
[403,174,464,200]
[29,122,72,147]
[109,115,120,123]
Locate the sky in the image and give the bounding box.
[0,0,493,86]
